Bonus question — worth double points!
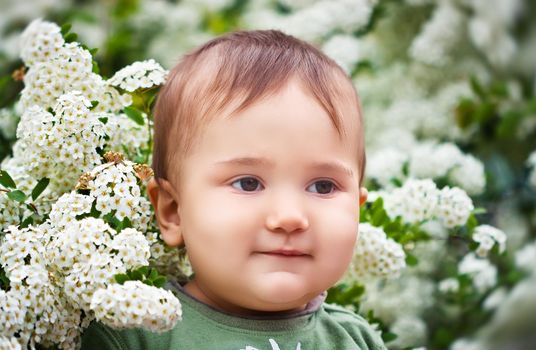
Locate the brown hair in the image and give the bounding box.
[152,29,366,188]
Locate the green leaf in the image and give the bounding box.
[124,106,145,126]
[149,268,158,280]
[89,48,99,56]
[31,177,50,201]
[472,207,487,215]
[114,273,129,284]
[64,32,78,43]
[137,266,149,276]
[60,23,72,35]
[382,331,398,343]
[7,190,27,203]
[153,276,167,288]
[122,217,132,229]
[0,267,9,290]
[0,170,16,188]
[129,269,143,281]
[92,60,100,74]
[20,216,34,228]
[405,254,419,266]
[90,100,99,110]
[470,76,485,100]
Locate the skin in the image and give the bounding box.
[147,78,368,317]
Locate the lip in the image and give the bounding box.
[260,249,310,257]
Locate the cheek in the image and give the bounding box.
[182,191,258,263]
[314,198,359,269]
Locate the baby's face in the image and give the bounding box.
[170,79,365,315]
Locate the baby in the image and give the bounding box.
[82,30,386,350]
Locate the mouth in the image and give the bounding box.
[259,249,311,258]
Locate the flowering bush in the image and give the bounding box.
[0,0,535,349]
[0,20,184,349]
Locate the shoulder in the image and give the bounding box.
[81,321,172,350]
[321,303,387,350]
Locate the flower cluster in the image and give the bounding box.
[0,225,84,349]
[472,225,507,258]
[345,223,406,281]
[19,19,131,114]
[107,59,168,92]
[514,240,536,275]
[91,281,182,332]
[14,92,108,193]
[79,159,153,231]
[381,178,474,229]
[409,1,464,66]
[47,217,150,310]
[368,141,486,195]
[458,253,498,293]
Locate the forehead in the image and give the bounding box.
[184,78,361,175]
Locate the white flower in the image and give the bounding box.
[19,19,64,66]
[409,1,464,66]
[383,178,439,224]
[91,281,182,333]
[458,253,497,293]
[514,240,536,275]
[322,34,361,74]
[483,287,508,311]
[472,225,506,257]
[107,59,168,92]
[439,278,460,293]
[366,148,408,188]
[409,142,463,180]
[388,316,427,349]
[345,223,406,281]
[449,154,486,195]
[435,186,474,228]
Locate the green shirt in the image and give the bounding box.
[82,281,387,350]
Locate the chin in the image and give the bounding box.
[252,272,315,306]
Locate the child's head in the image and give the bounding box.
[148,30,368,316]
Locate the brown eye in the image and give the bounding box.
[307,180,336,194]
[231,177,262,192]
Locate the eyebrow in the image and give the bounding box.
[214,157,354,178]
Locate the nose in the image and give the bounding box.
[265,190,309,233]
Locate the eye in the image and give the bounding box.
[307,180,337,195]
[231,177,263,192]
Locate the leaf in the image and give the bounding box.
[90,100,99,110]
[92,60,100,74]
[124,106,145,126]
[64,32,78,43]
[405,254,419,266]
[7,190,27,203]
[0,170,16,188]
[137,266,149,276]
[115,273,129,284]
[122,217,132,229]
[149,268,158,280]
[472,207,487,215]
[470,76,485,100]
[153,276,167,288]
[129,269,143,281]
[21,216,34,228]
[60,23,72,35]
[382,332,398,343]
[31,177,50,201]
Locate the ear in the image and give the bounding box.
[358,187,368,206]
[147,178,184,247]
